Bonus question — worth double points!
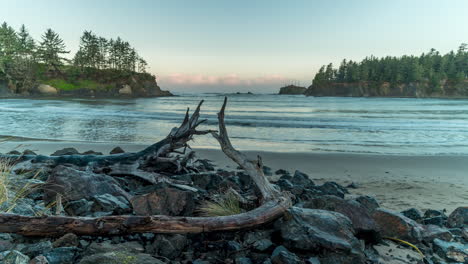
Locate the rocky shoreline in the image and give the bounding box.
[0,146,466,264]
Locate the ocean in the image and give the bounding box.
[1,94,468,155]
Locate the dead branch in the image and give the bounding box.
[210,97,282,201]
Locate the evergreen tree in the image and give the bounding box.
[38,28,69,70]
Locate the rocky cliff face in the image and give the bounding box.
[304,81,468,98]
[278,85,307,95]
[0,72,172,98]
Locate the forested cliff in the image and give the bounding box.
[305,44,468,97]
[0,22,171,97]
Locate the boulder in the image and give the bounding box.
[422,216,446,227]
[303,195,380,242]
[118,84,132,95]
[130,186,196,216]
[53,233,79,248]
[270,246,301,264]
[315,181,348,198]
[18,241,53,257]
[85,241,144,255]
[433,238,468,262]
[372,208,424,243]
[92,193,132,215]
[44,166,131,216]
[447,206,468,228]
[43,247,77,264]
[1,250,30,264]
[29,256,49,264]
[291,170,314,187]
[79,252,163,264]
[51,148,79,156]
[401,208,423,221]
[148,234,187,259]
[354,195,380,212]
[276,207,364,263]
[37,84,58,95]
[422,225,453,242]
[235,257,253,264]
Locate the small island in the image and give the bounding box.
[0,22,172,98]
[278,84,307,95]
[304,44,467,98]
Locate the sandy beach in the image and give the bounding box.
[1,141,467,214]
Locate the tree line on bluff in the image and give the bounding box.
[0,22,150,94]
[307,44,468,96]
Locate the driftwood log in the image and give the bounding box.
[0,98,292,236]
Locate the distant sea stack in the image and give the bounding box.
[278,85,307,95]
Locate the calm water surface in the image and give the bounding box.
[1,94,468,155]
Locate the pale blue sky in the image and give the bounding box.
[1,0,467,92]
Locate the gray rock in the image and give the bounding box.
[447,207,468,228]
[43,247,77,264]
[51,148,79,156]
[226,241,242,252]
[45,166,131,216]
[7,150,21,155]
[79,252,164,264]
[253,239,274,252]
[372,208,424,243]
[306,257,321,264]
[270,246,301,264]
[92,193,131,215]
[433,238,468,262]
[1,250,30,264]
[275,169,289,176]
[149,234,187,259]
[291,170,314,186]
[85,241,144,255]
[53,233,79,248]
[422,225,453,242]
[29,255,49,264]
[262,166,273,176]
[19,241,52,257]
[316,181,348,198]
[423,216,446,227]
[401,208,423,221]
[424,209,446,219]
[235,257,253,264]
[277,207,364,262]
[131,185,196,216]
[304,195,380,242]
[354,195,380,212]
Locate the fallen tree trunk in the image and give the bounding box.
[0,197,291,236]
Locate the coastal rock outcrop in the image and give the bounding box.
[278,85,307,95]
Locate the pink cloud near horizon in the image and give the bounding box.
[158,73,291,87]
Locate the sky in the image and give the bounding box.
[0,0,467,93]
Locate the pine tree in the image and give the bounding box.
[38,28,69,70]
